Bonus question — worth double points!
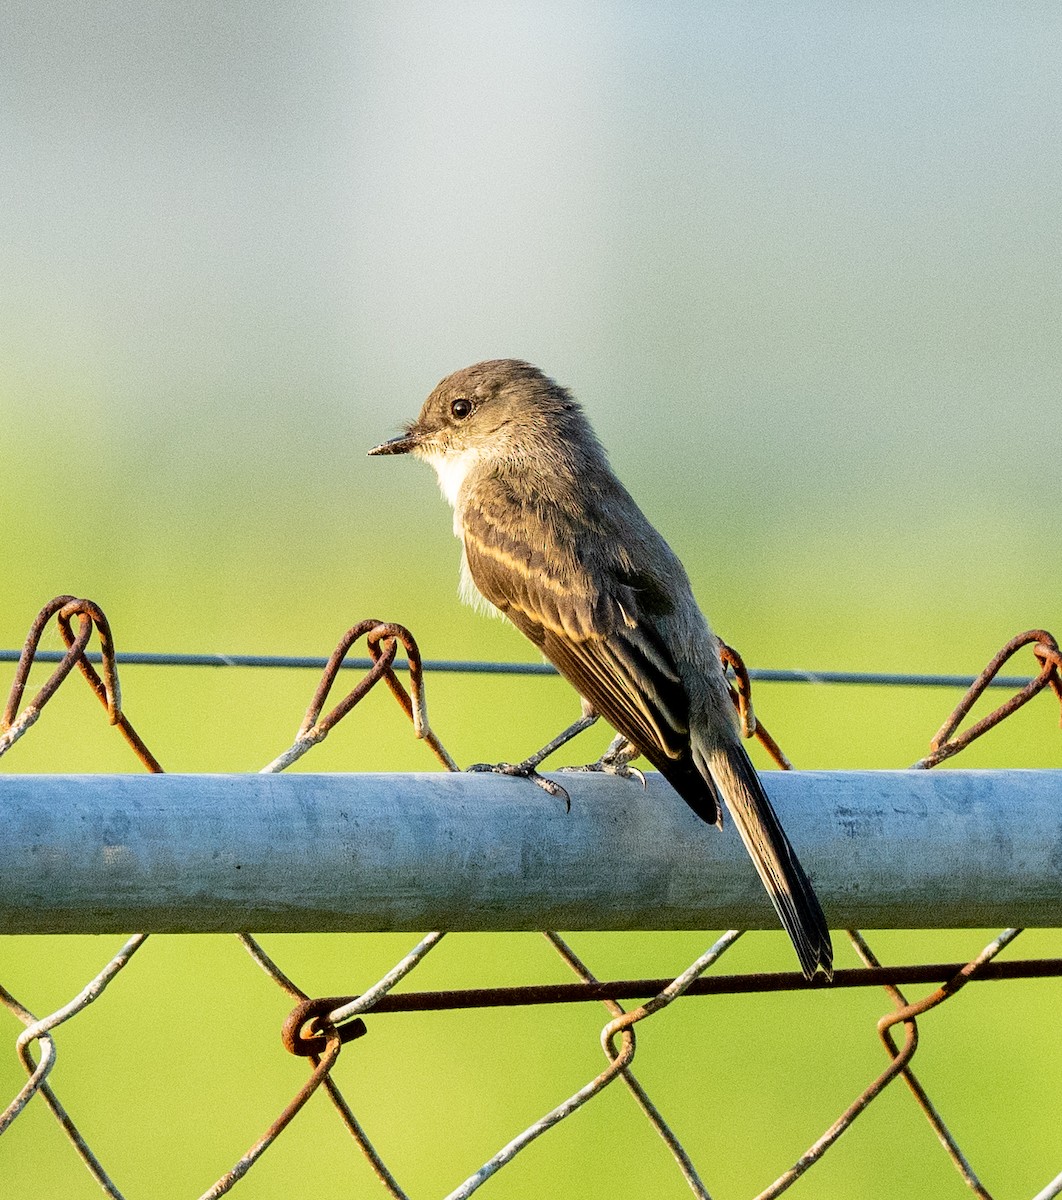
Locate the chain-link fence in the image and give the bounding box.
[1,597,1060,1199]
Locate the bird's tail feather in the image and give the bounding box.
[698,740,833,981]
[652,753,723,829]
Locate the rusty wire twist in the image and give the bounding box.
[261,618,458,773]
[232,932,446,1200]
[0,595,162,772]
[719,640,794,769]
[198,937,364,1200]
[913,629,1062,768]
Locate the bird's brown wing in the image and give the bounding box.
[461,499,691,767]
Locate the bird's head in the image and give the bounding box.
[370,358,588,462]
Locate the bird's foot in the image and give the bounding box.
[466,760,572,811]
[559,755,646,789]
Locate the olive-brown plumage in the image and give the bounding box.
[370,359,832,979]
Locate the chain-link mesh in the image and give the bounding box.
[1,596,1060,1198]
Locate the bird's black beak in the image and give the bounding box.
[368,432,419,456]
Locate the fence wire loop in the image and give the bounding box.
[719,640,794,770]
[262,618,458,773]
[55,597,122,721]
[0,934,149,1197]
[913,629,1062,769]
[0,595,162,771]
[864,927,1022,1199]
[282,997,368,1057]
[543,931,712,1198]
[3,598,95,725]
[298,619,400,741]
[238,935,411,1200]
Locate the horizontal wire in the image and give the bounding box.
[0,650,554,674]
[0,648,1033,689]
[352,957,1062,1013]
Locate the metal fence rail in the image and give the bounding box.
[1,769,1060,935]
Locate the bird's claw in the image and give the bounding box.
[559,760,647,789]
[466,761,572,811]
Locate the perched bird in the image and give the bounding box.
[369,359,832,979]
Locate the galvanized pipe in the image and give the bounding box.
[0,770,1058,934]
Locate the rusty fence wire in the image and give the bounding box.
[0,596,1060,1198]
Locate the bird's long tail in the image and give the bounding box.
[698,739,833,980]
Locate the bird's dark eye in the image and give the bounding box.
[450,397,474,419]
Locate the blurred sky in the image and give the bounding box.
[1,2,1059,665]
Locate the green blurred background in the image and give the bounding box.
[1,3,1059,1197]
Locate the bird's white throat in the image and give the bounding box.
[420,446,498,615]
[421,448,481,512]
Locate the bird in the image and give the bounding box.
[369,359,832,980]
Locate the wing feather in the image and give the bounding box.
[462,498,690,763]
